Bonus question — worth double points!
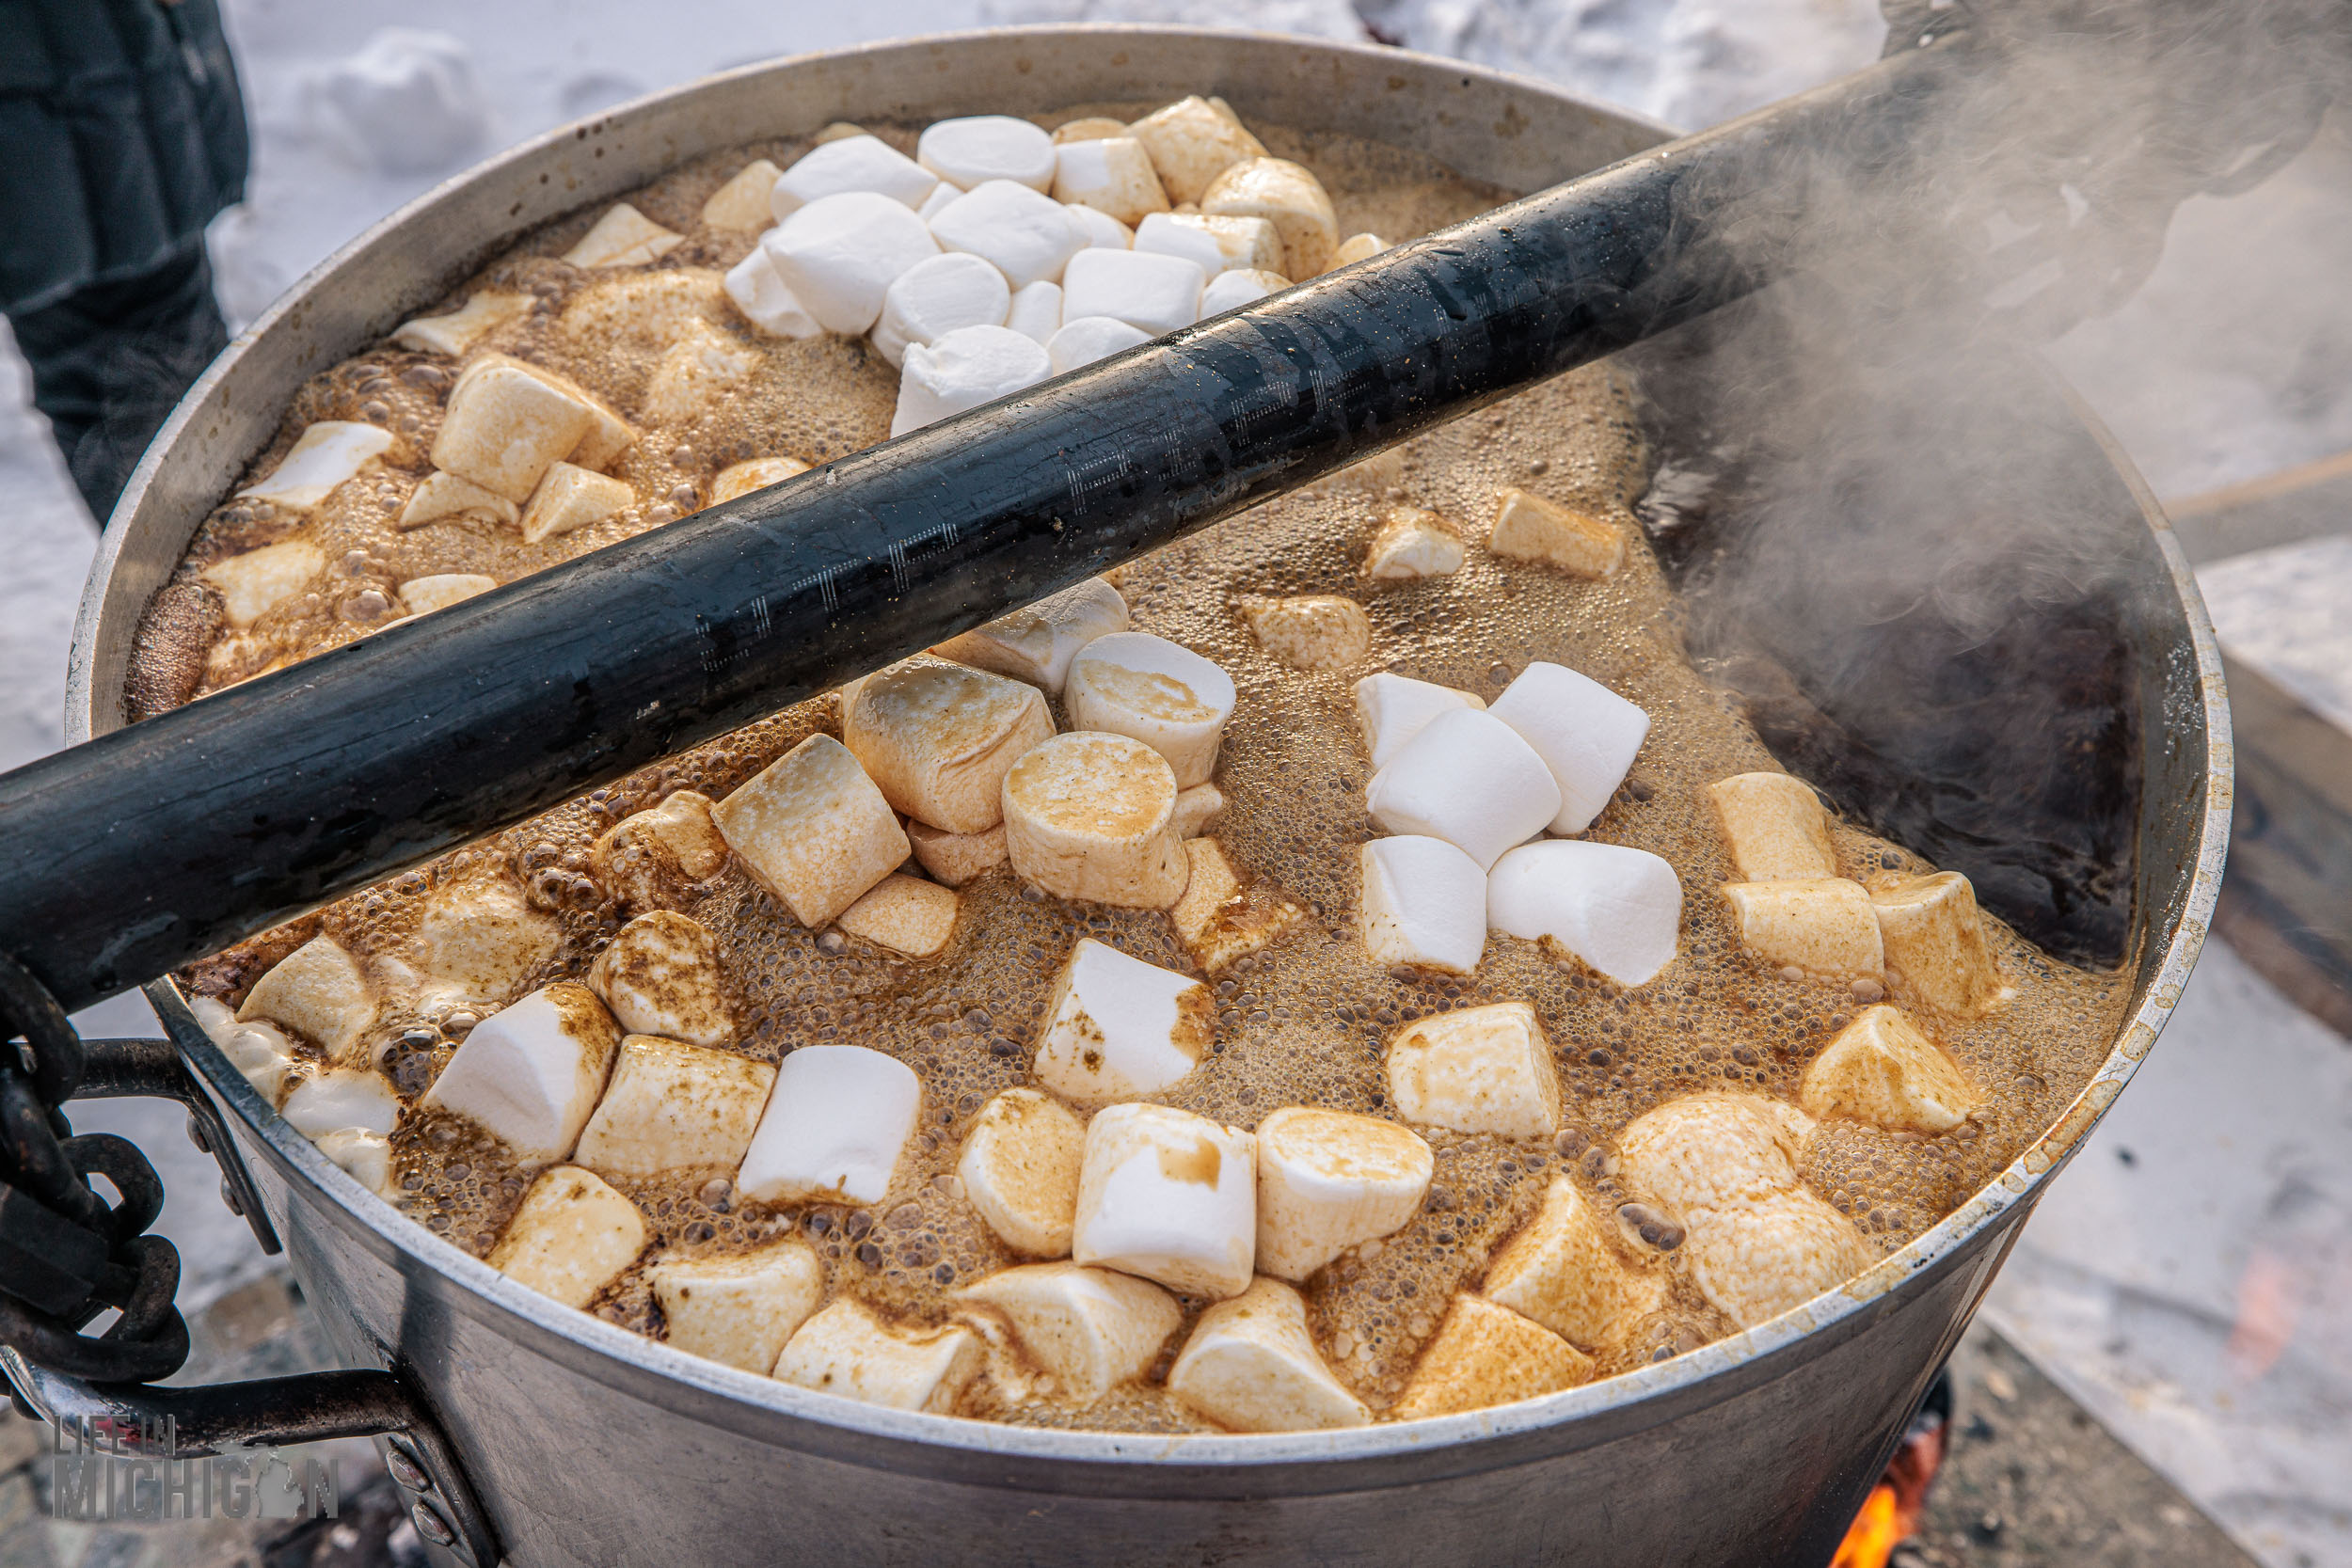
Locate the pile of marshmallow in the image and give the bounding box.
[716,99,1385,436]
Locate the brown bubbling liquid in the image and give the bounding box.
[146,111,2131,1429]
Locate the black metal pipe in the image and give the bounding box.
[0,42,1971,1010]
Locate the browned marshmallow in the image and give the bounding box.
[1170,783,1226,839]
[844,658,1055,833]
[573,1035,774,1179]
[835,873,961,958]
[711,734,910,927]
[1363,506,1464,580]
[904,820,1009,887]
[1800,1005,1985,1132]
[562,202,684,268]
[1167,1276,1367,1432]
[587,911,734,1047]
[650,1239,822,1373]
[1708,772,1838,882]
[1253,1107,1432,1282]
[1482,1174,1666,1352]
[1241,594,1371,672]
[1200,158,1339,278]
[592,790,730,912]
[1868,871,2013,1016]
[1386,1002,1561,1139]
[1001,733,1188,908]
[1169,836,1308,974]
[957,1262,1181,1405]
[708,454,811,505]
[1487,488,1624,578]
[773,1298,981,1412]
[1391,1294,1594,1419]
[487,1165,647,1309]
[700,160,786,231]
[1721,878,1884,982]
[958,1087,1087,1257]
[1126,96,1267,205]
[520,461,633,544]
[239,935,375,1062]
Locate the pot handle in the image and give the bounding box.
[72,1035,281,1259]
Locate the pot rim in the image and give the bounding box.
[89,24,2227,1475]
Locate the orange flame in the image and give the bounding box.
[1831,1408,1947,1568]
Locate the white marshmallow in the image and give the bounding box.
[710,733,910,927]
[1170,783,1225,839]
[834,874,961,959]
[1167,1276,1368,1432]
[723,245,822,340]
[574,1035,775,1180]
[737,1045,920,1207]
[761,191,941,336]
[927,180,1087,290]
[280,1068,400,1139]
[239,935,376,1061]
[1045,315,1150,373]
[843,657,1055,832]
[958,1087,1087,1258]
[1064,631,1237,788]
[1365,708,1561,871]
[917,115,1057,193]
[773,1298,981,1413]
[1254,1107,1433,1282]
[398,471,516,531]
[1359,835,1488,974]
[1052,136,1169,227]
[1064,203,1135,251]
[419,983,621,1162]
[429,360,596,502]
[649,1240,824,1373]
[892,324,1052,436]
[1000,732,1189,908]
[1364,507,1465,579]
[1073,1103,1256,1300]
[870,252,1012,369]
[1031,939,1213,1109]
[398,573,496,617]
[392,290,528,356]
[314,1129,394,1196]
[1132,211,1282,277]
[1127,96,1268,206]
[236,421,393,512]
[202,540,323,629]
[1004,279,1063,344]
[562,203,683,270]
[191,1000,296,1104]
[916,182,959,222]
[1199,267,1288,315]
[1059,248,1203,337]
[699,159,785,231]
[959,1262,1182,1404]
[1385,1001,1560,1139]
[1353,672,1486,769]
[770,135,939,217]
[1200,158,1340,278]
[487,1165,647,1310]
[931,577,1128,694]
[1487,840,1683,987]
[1488,662,1652,834]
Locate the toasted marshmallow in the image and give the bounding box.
[392,290,529,356]
[1059,247,1203,336]
[904,821,1008,888]
[709,455,810,505]
[1366,708,1560,871]
[314,1129,394,1196]
[520,461,632,544]
[593,790,730,912]
[931,577,1129,695]
[1391,1294,1593,1420]
[280,1067,400,1139]
[722,245,821,340]
[650,1240,823,1373]
[587,911,733,1047]
[893,324,1054,436]
[574,1035,774,1180]
[1133,211,1283,277]
[640,319,761,424]
[1620,1093,1816,1212]
[1482,1174,1667,1351]
[1254,1107,1433,1282]
[557,270,728,354]
[1487,841,1682,987]
[814,121,867,144]
[1001,733,1189,908]
[1128,96,1268,205]
[562,203,683,269]
[1487,488,1625,578]
[762,191,941,336]
[240,935,376,1061]
[700,159,785,231]
[1051,135,1170,227]
[430,360,596,502]
[1488,661,1651,834]
[712,734,910,927]
[770,135,939,217]
[1170,837,1307,973]
[738,1045,920,1207]
[1708,772,1838,882]
[1385,1001,1560,1139]
[1691,1186,1878,1328]
[928,180,1087,290]
[1200,158,1339,278]
[487,1165,647,1309]
[1168,1276,1367,1431]
[1801,1005,1984,1132]
[958,1087,1087,1257]
[419,983,621,1162]
[1353,673,1486,769]
[1869,872,2013,1016]
[871,252,1013,368]
[918,115,1057,193]
[202,540,324,629]
[1053,117,1129,144]
[1046,315,1152,372]
[1242,594,1370,671]
[1032,939,1212,1107]
[1004,279,1063,343]
[1327,232,1391,270]
[1359,835,1487,974]
[408,876,562,1015]
[1062,633,1236,790]
[959,1262,1181,1404]
[1722,879,1884,981]
[236,421,393,512]
[1064,203,1134,252]
[836,874,961,959]
[1363,506,1465,579]
[844,657,1055,832]
[1171,783,1226,839]
[774,1298,981,1413]
[1333,447,1406,494]
[398,470,518,531]
[1073,1103,1256,1299]
[1199,267,1288,315]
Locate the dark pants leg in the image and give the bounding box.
[8,239,229,526]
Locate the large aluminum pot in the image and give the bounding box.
[60,25,2228,1568]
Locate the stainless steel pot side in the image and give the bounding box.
[61,27,2229,1568]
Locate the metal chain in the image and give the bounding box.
[0,950,188,1386]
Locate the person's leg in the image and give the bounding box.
[7,237,229,525]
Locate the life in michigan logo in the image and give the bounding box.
[44,1415,342,1523]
